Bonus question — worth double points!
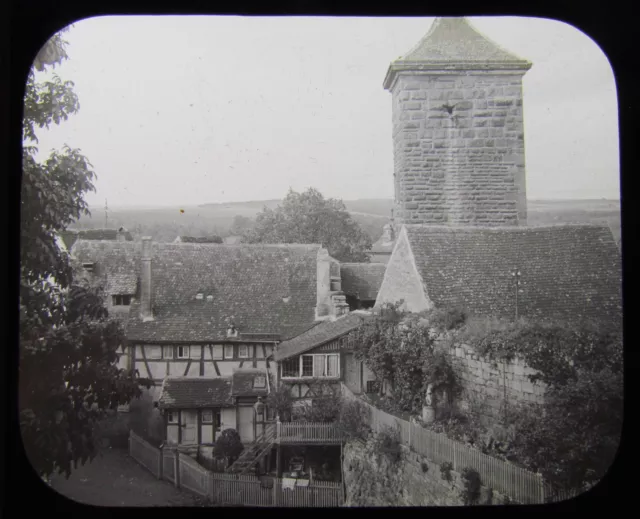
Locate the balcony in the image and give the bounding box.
[276,421,344,445]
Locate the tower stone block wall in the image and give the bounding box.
[390,73,527,226]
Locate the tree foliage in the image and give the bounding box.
[470,324,624,491]
[241,188,373,262]
[351,303,459,414]
[20,29,151,479]
[214,429,244,465]
[266,384,294,422]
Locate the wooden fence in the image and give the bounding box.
[341,383,548,504]
[129,430,162,479]
[128,431,342,506]
[278,421,344,444]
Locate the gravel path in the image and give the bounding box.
[49,447,209,507]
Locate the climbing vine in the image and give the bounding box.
[351,303,461,414]
[456,318,623,491]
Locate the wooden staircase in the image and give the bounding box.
[226,423,276,475]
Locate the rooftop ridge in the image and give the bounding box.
[403,223,614,232]
[340,262,387,266]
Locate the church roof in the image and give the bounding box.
[384,17,531,89]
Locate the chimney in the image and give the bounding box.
[316,248,332,318]
[140,236,153,321]
[117,227,127,242]
[316,248,348,320]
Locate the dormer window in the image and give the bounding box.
[112,295,132,306]
[82,262,95,272]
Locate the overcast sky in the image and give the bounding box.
[32,16,619,208]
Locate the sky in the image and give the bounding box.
[31,16,620,208]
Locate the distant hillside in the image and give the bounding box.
[77,198,620,246]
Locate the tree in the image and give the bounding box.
[266,384,294,422]
[503,328,623,493]
[20,28,151,479]
[214,429,244,466]
[242,188,373,262]
[230,214,253,235]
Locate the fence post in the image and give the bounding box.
[174,449,180,489]
[158,446,163,480]
[537,473,545,504]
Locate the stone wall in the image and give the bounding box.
[343,439,509,506]
[443,341,545,428]
[391,74,527,226]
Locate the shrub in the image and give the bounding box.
[214,429,244,466]
[337,400,371,441]
[370,425,403,464]
[440,461,453,482]
[266,384,294,422]
[424,307,468,332]
[460,467,482,505]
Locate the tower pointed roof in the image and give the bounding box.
[384,17,531,90]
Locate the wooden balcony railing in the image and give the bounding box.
[276,421,344,444]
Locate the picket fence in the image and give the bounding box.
[340,383,557,504]
[129,431,342,507]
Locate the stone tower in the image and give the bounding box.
[384,17,532,227]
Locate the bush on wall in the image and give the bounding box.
[351,303,461,414]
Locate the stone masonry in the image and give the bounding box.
[384,18,532,227]
[443,340,545,428]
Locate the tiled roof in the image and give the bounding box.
[105,273,138,294]
[60,228,133,250]
[401,17,530,65]
[71,240,321,342]
[340,263,387,300]
[274,313,370,361]
[158,377,233,409]
[384,17,531,90]
[231,369,270,397]
[404,224,622,327]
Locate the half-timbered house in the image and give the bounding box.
[273,312,373,412]
[69,237,350,447]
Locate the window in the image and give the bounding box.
[164,345,174,359]
[326,354,339,377]
[224,345,234,359]
[82,262,95,272]
[301,355,314,377]
[202,410,213,423]
[313,355,325,377]
[177,346,190,359]
[238,345,249,358]
[281,358,299,378]
[167,411,178,424]
[366,380,380,394]
[112,294,131,306]
[214,410,221,431]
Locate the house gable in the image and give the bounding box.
[375,226,432,313]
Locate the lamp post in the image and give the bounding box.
[511,269,523,321]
